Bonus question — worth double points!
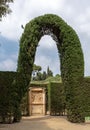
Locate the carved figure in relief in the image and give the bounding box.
[31,92,43,103]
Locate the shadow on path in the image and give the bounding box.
[1,116,90,130]
[0,116,62,130]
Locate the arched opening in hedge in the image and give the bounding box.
[18,14,84,122]
[34,35,60,76]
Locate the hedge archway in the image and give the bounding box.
[18,14,84,122]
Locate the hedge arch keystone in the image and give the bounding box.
[18,14,84,122]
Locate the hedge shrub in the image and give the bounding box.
[0,71,26,123]
[0,71,90,123]
[48,82,65,116]
[18,14,84,122]
[80,78,90,117]
[0,71,16,123]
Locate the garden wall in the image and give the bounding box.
[48,82,65,116]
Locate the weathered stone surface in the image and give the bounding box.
[28,87,46,115]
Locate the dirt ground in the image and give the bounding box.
[0,116,90,130]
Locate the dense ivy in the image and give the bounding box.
[18,14,84,122]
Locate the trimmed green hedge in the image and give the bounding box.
[48,82,65,116]
[18,14,84,122]
[0,71,26,123]
[82,78,90,117]
[80,78,90,117]
[0,70,90,123]
[0,71,16,123]
[66,77,90,122]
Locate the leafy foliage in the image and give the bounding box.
[32,65,53,81]
[0,0,13,20]
[80,78,90,117]
[47,66,53,77]
[17,14,84,122]
[0,71,16,123]
[48,82,65,116]
[0,71,26,123]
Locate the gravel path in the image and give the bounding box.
[0,116,90,130]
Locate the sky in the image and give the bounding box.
[0,0,90,76]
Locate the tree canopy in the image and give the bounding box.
[0,0,13,20]
[32,64,53,81]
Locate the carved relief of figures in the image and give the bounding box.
[29,87,45,115]
[31,92,43,103]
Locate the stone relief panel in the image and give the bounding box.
[29,87,45,115]
[31,92,43,104]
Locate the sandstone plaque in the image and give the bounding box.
[28,87,46,115]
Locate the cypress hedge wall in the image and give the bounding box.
[66,77,90,122]
[18,14,84,122]
[80,78,90,117]
[0,70,90,123]
[0,71,16,123]
[48,82,65,116]
[0,71,26,123]
[0,14,86,123]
